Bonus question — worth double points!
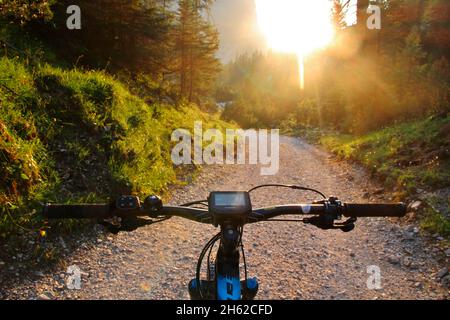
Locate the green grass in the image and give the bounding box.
[282,115,450,236]
[421,207,450,238]
[317,116,450,195]
[0,55,231,238]
[297,116,450,237]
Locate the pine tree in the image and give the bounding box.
[26,0,173,76]
[423,0,450,58]
[0,0,54,24]
[174,0,220,103]
[356,0,369,28]
[331,0,348,31]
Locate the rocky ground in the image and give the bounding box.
[0,136,449,300]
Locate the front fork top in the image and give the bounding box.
[188,225,259,300]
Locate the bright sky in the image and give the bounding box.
[211,0,357,62]
[211,0,266,62]
[255,0,334,56]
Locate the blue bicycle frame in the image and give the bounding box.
[215,231,242,300]
[188,225,258,300]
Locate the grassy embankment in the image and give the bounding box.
[283,115,450,237]
[0,29,231,238]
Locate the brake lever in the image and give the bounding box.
[304,214,335,230]
[98,195,167,233]
[304,215,357,233]
[334,217,357,232]
[307,197,356,232]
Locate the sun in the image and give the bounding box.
[255,0,334,88]
[255,0,334,55]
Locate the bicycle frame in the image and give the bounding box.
[188,225,257,300]
[215,226,242,300]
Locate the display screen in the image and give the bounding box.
[213,193,247,207]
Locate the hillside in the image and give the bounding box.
[0,33,230,238]
[282,116,450,237]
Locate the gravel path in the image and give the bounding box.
[1,136,449,300]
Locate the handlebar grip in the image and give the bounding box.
[43,204,111,219]
[344,203,406,217]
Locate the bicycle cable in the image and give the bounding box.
[239,226,248,283]
[206,235,217,281]
[181,200,208,207]
[248,184,327,199]
[196,232,221,299]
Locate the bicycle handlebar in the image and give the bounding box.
[344,203,406,217]
[44,202,406,223]
[247,202,406,222]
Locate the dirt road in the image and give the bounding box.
[1,136,448,300]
